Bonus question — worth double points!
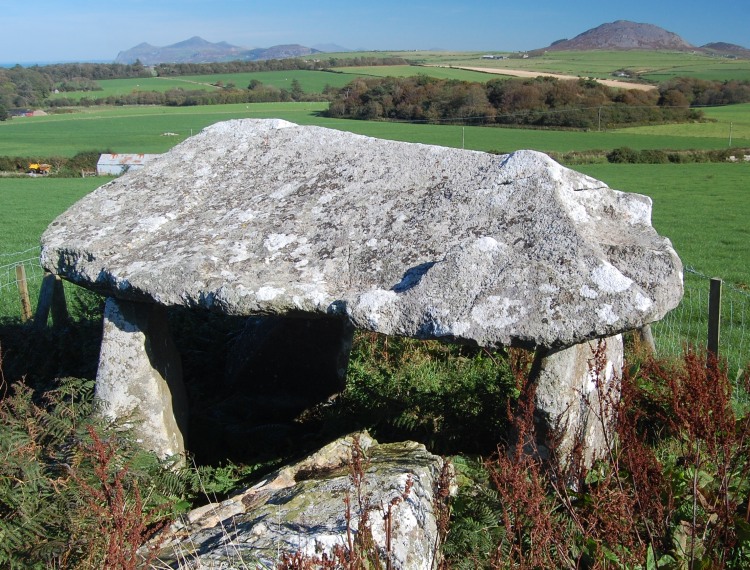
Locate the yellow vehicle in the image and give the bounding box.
[28,163,51,175]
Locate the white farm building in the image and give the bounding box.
[97,154,160,176]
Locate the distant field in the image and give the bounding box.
[2,102,749,157]
[612,103,750,141]
[0,103,328,155]
[50,76,209,101]
[0,178,100,254]
[331,65,497,83]
[49,65,499,102]
[352,50,750,84]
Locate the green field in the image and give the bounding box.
[0,177,103,317]
[3,102,749,157]
[396,49,750,83]
[578,162,750,375]
[50,65,499,102]
[0,178,100,253]
[50,70,357,101]
[613,103,750,141]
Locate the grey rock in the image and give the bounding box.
[96,298,188,459]
[41,119,682,349]
[533,334,624,466]
[147,433,451,570]
[41,119,683,462]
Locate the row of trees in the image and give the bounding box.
[658,76,750,107]
[46,79,326,108]
[0,66,55,109]
[325,75,707,128]
[152,56,407,76]
[0,57,406,111]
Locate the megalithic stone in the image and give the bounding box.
[95,297,188,460]
[40,119,683,462]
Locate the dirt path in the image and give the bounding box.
[446,66,657,91]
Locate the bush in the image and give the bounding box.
[606,146,640,163]
[639,149,670,164]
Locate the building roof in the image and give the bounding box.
[97,154,160,167]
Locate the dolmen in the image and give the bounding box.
[40,119,683,463]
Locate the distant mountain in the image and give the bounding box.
[115,37,319,65]
[701,42,750,58]
[542,20,694,51]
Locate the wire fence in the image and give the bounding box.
[0,246,45,318]
[1,247,749,376]
[652,268,750,379]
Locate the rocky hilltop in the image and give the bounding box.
[545,20,694,51]
[115,36,319,65]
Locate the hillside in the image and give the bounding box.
[701,42,750,58]
[115,36,319,65]
[544,20,694,51]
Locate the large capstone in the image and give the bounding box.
[41,119,681,350]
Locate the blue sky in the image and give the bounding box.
[1,0,748,64]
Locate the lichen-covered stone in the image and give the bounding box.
[96,298,187,459]
[533,334,624,465]
[148,433,451,570]
[41,119,682,349]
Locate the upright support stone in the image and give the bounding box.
[532,334,623,466]
[96,297,188,460]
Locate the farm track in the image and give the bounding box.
[442,66,658,91]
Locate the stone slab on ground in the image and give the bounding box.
[148,433,451,570]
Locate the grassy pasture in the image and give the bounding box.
[0,177,102,317]
[49,66,498,102]
[578,162,750,375]
[50,70,357,101]
[331,65,497,82]
[2,102,749,158]
[402,49,750,83]
[51,76,210,101]
[613,103,750,141]
[0,178,100,254]
[47,50,750,105]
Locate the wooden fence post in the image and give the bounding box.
[707,277,722,360]
[15,265,32,322]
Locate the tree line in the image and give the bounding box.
[324,75,734,128]
[1,59,749,124]
[45,78,328,109]
[0,57,406,112]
